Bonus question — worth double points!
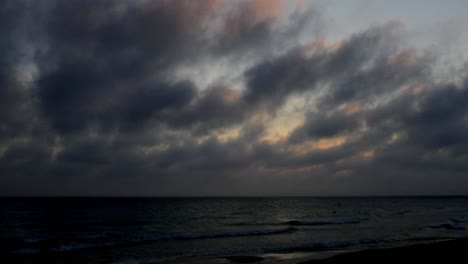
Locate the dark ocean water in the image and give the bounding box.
[1,197,468,263]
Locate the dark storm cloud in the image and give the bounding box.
[216,0,278,53]
[0,0,23,129]
[1,0,468,195]
[165,84,250,133]
[38,66,197,133]
[0,0,44,145]
[1,141,52,167]
[34,0,313,134]
[243,21,424,108]
[244,49,320,105]
[404,84,468,150]
[36,0,207,133]
[322,79,468,194]
[288,111,362,143]
[0,76,28,140]
[361,80,468,154]
[214,0,317,57]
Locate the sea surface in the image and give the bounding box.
[1,197,468,263]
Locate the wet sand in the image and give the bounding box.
[221,237,468,264]
[299,237,468,263]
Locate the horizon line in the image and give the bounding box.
[1,195,468,198]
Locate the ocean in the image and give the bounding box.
[1,197,468,263]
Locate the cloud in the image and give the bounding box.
[288,111,362,143]
[215,0,316,56]
[35,0,210,133]
[243,21,416,108]
[0,1,468,195]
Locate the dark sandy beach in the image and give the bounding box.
[220,238,468,264]
[299,237,468,263]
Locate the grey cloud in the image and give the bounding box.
[36,0,207,134]
[1,0,468,196]
[214,1,318,57]
[244,49,321,105]
[166,85,249,133]
[288,111,362,143]
[243,22,409,107]
[34,0,311,135]
[404,83,468,150]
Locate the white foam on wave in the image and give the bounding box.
[314,237,387,249]
[45,227,296,253]
[156,227,297,240]
[51,242,115,252]
[423,223,465,231]
[280,218,366,226]
[216,237,389,255]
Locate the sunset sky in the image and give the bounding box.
[1,0,468,196]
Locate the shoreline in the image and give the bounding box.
[5,237,468,263]
[216,237,468,264]
[299,237,468,263]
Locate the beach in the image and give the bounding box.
[300,237,468,263]
[217,238,468,263]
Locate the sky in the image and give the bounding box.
[1,0,468,196]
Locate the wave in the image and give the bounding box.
[14,227,296,254]
[134,227,296,242]
[423,223,465,231]
[451,216,468,223]
[51,242,115,252]
[214,237,389,255]
[400,236,455,242]
[233,218,367,227]
[302,237,388,250]
[113,237,389,264]
[278,218,366,226]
